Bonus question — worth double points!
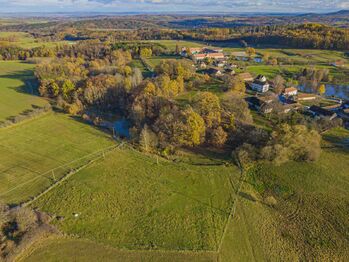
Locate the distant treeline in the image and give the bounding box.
[184,24,349,50]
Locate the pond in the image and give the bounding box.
[113,119,130,139]
[298,84,349,100]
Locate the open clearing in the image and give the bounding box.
[29,146,240,253]
[0,61,48,121]
[0,113,114,205]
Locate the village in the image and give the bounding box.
[181,46,349,128]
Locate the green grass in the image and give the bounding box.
[0,113,114,205]
[19,238,218,262]
[219,127,349,261]
[30,146,240,252]
[145,40,205,51]
[147,55,182,67]
[0,61,48,121]
[0,31,71,48]
[130,59,152,77]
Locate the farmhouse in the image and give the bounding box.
[309,105,337,120]
[205,68,223,77]
[251,75,270,93]
[297,93,317,101]
[245,96,273,114]
[204,47,224,53]
[232,51,249,61]
[238,72,254,82]
[192,52,225,62]
[207,53,225,59]
[331,60,345,67]
[283,87,298,96]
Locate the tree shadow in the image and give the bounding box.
[0,69,40,96]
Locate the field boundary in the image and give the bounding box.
[0,143,123,206]
[217,153,247,256]
[21,143,124,207]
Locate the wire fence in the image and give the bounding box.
[0,143,123,206]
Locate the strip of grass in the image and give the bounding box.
[19,238,218,262]
[0,113,114,205]
[31,147,240,252]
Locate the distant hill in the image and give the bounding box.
[325,10,349,16]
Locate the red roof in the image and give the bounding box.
[207,53,224,58]
[284,87,298,94]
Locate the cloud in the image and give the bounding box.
[0,0,347,12]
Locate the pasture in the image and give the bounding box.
[30,146,240,252]
[0,113,114,205]
[220,127,349,261]
[0,61,48,121]
[19,238,218,262]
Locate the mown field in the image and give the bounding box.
[0,61,48,121]
[0,113,114,205]
[28,146,240,253]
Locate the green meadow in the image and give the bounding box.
[30,146,240,252]
[0,61,48,121]
[0,113,114,205]
[0,31,71,48]
[220,127,349,261]
[18,238,218,262]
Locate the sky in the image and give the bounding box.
[0,0,348,13]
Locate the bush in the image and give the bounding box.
[0,104,52,129]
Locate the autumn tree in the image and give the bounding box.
[246,47,256,58]
[273,75,285,94]
[226,75,246,94]
[318,84,326,95]
[140,48,152,58]
[194,92,221,128]
[208,126,228,147]
[173,107,206,147]
[139,124,159,152]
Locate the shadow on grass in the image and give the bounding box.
[1,69,40,96]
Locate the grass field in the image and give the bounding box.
[147,55,182,68]
[0,32,71,48]
[29,146,240,252]
[0,113,114,205]
[219,127,349,261]
[145,40,205,51]
[19,238,218,262]
[0,61,48,121]
[21,128,349,261]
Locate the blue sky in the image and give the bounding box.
[0,0,348,13]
